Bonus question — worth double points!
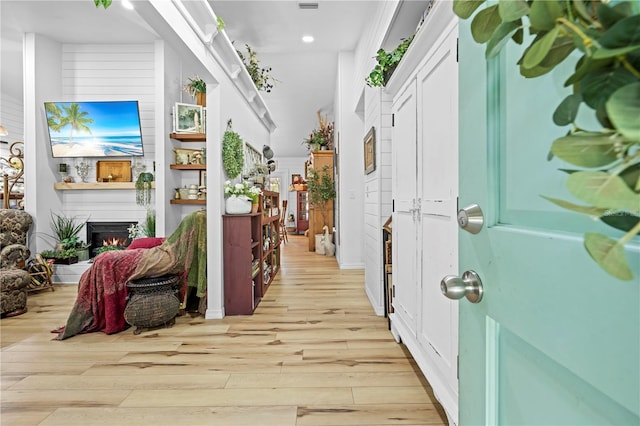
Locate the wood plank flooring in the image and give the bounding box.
[1,235,447,425]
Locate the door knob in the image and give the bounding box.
[440,270,483,303]
[457,204,483,234]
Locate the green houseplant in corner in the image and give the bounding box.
[183,75,206,107]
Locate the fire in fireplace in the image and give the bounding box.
[86,221,137,257]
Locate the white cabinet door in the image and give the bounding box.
[391,82,418,333]
[416,26,459,418]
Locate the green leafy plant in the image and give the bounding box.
[222,119,244,179]
[48,212,86,245]
[303,112,335,151]
[453,0,640,280]
[307,165,336,229]
[135,172,154,207]
[40,248,78,259]
[237,44,278,92]
[97,245,122,254]
[366,35,415,87]
[94,0,112,9]
[183,75,206,97]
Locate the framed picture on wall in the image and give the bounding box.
[364,126,375,174]
[174,103,203,133]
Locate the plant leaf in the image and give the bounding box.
[566,171,640,211]
[522,27,560,69]
[541,196,609,217]
[551,132,619,167]
[592,44,640,59]
[471,5,502,43]
[598,14,640,49]
[552,93,583,126]
[486,21,520,59]
[498,0,530,22]
[512,27,524,44]
[583,232,634,281]
[453,0,487,19]
[539,35,575,68]
[572,0,594,24]
[601,210,640,233]
[581,67,637,110]
[520,62,554,78]
[606,82,640,141]
[529,0,564,31]
[597,2,633,30]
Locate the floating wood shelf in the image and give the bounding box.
[53,182,156,190]
[169,199,206,205]
[169,164,206,170]
[169,133,206,142]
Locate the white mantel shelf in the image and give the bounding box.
[53,182,156,190]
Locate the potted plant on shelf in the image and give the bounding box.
[40,248,79,265]
[183,75,206,107]
[224,180,261,214]
[306,165,336,254]
[303,111,334,151]
[236,44,278,92]
[366,35,414,87]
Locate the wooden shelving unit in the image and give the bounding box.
[169,199,206,205]
[53,182,156,190]
[169,164,206,170]
[169,133,206,205]
[169,133,206,142]
[222,191,280,315]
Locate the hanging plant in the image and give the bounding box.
[453,0,640,281]
[222,119,244,179]
[135,172,154,207]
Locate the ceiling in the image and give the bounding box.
[0,0,384,157]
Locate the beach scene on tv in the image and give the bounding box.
[45,101,144,158]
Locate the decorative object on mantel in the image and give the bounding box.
[222,119,244,179]
[183,75,206,107]
[58,163,69,182]
[453,0,640,281]
[75,161,90,183]
[96,160,131,182]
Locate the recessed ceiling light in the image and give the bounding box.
[302,35,314,43]
[122,0,134,10]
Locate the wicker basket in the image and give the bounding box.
[124,275,180,334]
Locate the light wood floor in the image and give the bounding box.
[1,235,447,425]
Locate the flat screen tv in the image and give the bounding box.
[44,100,144,158]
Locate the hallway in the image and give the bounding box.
[1,235,446,425]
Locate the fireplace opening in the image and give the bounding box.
[86,221,136,258]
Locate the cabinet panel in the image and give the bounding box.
[296,190,309,234]
[223,214,261,315]
[306,150,334,251]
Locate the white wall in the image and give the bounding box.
[24,33,63,253]
[335,51,365,270]
[0,93,23,143]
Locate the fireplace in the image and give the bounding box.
[86,221,136,257]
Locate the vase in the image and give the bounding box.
[196,92,206,107]
[226,196,252,214]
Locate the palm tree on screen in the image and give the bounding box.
[59,103,94,144]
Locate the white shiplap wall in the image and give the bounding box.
[362,86,393,315]
[57,43,156,230]
[0,93,24,145]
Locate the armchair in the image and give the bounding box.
[0,209,33,317]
